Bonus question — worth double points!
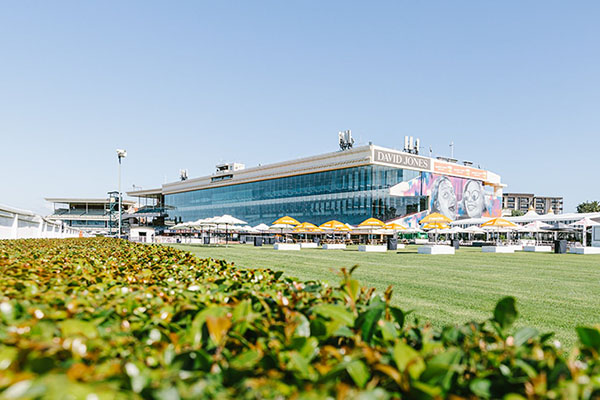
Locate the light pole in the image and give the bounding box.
[116,149,127,238]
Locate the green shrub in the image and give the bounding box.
[0,238,599,399]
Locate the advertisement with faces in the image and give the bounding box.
[390,172,501,220]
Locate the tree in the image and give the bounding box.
[577,201,600,213]
[511,209,525,217]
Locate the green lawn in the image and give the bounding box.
[169,243,600,348]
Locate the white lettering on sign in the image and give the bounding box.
[375,150,431,171]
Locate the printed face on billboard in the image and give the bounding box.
[389,172,501,220]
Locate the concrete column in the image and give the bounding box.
[37,220,44,238]
[11,215,18,239]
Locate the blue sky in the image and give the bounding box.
[1,1,598,214]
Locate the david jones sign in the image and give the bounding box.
[374,150,431,171]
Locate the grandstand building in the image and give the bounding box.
[128,144,504,226]
[45,197,136,235]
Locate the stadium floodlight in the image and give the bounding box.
[116,149,127,238]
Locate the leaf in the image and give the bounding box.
[59,319,98,339]
[420,348,463,390]
[393,341,425,379]
[346,360,370,388]
[229,349,261,370]
[356,304,385,343]
[493,297,518,330]
[288,352,313,379]
[513,327,539,347]
[294,313,311,338]
[576,326,600,350]
[312,304,354,326]
[0,346,18,370]
[190,306,228,346]
[232,299,252,321]
[344,278,360,303]
[470,378,491,398]
[389,307,405,329]
[206,315,232,345]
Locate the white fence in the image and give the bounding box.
[0,203,80,240]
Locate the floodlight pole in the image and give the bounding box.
[116,149,127,238]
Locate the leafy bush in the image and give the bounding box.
[1,238,599,399]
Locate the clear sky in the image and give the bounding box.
[1,1,598,214]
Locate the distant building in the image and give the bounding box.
[502,193,563,214]
[45,197,136,235]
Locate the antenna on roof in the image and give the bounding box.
[338,130,354,151]
[179,169,188,181]
[403,136,421,155]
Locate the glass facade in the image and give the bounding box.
[165,165,428,226]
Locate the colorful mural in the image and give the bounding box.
[389,172,501,224]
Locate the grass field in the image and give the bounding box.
[170,243,600,348]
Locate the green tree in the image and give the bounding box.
[577,201,600,213]
[511,209,525,217]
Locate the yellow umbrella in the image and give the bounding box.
[384,222,407,230]
[319,220,346,229]
[422,222,450,230]
[481,218,517,245]
[272,216,300,226]
[420,212,452,224]
[295,222,318,230]
[358,217,385,227]
[481,218,517,228]
[334,225,351,232]
[422,220,451,244]
[309,226,324,233]
[293,226,311,233]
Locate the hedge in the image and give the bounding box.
[0,238,599,399]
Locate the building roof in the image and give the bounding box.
[45,197,136,205]
[128,144,503,198]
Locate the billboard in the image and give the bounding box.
[389,172,501,221]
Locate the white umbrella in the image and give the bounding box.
[464,225,485,234]
[211,214,247,225]
[240,225,260,233]
[570,217,600,227]
[570,217,600,247]
[212,215,247,245]
[254,223,270,232]
[522,221,553,232]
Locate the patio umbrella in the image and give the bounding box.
[481,218,518,244]
[356,218,385,244]
[293,223,319,241]
[273,216,300,226]
[211,215,247,246]
[319,220,346,230]
[570,217,600,247]
[464,225,485,234]
[420,212,452,224]
[422,222,450,243]
[296,222,318,230]
[254,223,271,232]
[419,213,452,244]
[358,217,385,228]
[272,216,300,241]
[522,221,553,231]
[384,222,407,231]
